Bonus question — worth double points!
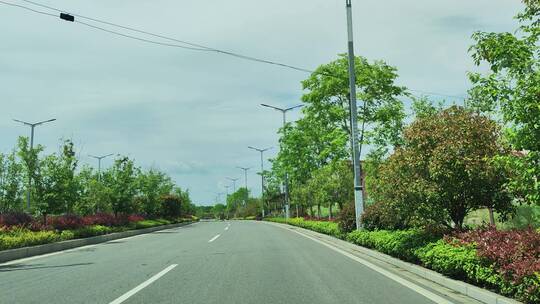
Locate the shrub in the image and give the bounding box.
[0,212,33,228]
[71,225,112,238]
[415,239,540,303]
[346,229,438,262]
[83,213,121,227]
[134,219,172,229]
[127,214,145,223]
[0,228,62,251]
[48,214,85,230]
[160,195,182,218]
[360,201,408,231]
[337,203,356,233]
[266,217,341,238]
[452,227,540,283]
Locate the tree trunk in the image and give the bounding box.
[329,204,333,220]
[309,206,314,217]
[488,208,495,226]
[317,204,321,219]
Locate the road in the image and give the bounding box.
[0,221,468,304]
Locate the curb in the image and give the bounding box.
[0,221,195,264]
[266,221,521,304]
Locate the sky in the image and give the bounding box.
[0,0,524,205]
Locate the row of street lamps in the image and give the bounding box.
[217,102,303,219]
[12,118,112,211]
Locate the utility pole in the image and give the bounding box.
[261,103,303,219]
[13,118,56,210]
[345,0,364,230]
[237,166,251,206]
[248,146,272,218]
[89,153,114,181]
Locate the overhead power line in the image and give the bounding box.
[3,0,466,100]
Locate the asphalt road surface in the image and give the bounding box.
[0,221,472,304]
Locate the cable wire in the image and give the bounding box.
[0,0,55,17]
[4,0,467,100]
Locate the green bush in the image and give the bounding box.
[134,219,172,229]
[346,229,438,262]
[337,203,356,233]
[71,225,113,238]
[160,195,182,218]
[266,217,341,238]
[0,228,62,251]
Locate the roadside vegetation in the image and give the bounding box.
[255,2,540,303]
[0,139,197,251]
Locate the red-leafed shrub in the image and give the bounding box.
[83,213,120,227]
[48,214,85,231]
[450,226,540,283]
[0,212,33,228]
[127,214,145,223]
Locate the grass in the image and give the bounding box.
[464,205,540,229]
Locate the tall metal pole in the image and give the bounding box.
[248,146,272,218]
[237,166,251,206]
[14,118,56,211]
[260,104,302,220]
[27,125,35,210]
[346,0,364,230]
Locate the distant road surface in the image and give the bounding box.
[0,221,477,304]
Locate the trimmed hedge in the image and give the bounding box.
[346,229,438,262]
[266,217,341,238]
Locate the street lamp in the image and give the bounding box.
[226,177,239,193]
[261,103,303,219]
[13,118,56,210]
[237,166,251,206]
[248,146,272,218]
[88,153,114,181]
[236,166,251,191]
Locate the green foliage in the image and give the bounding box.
[266,217,341,238]
[160,195,183,218]
[105,156,139,216]
[347,229,438,262]
[372,106,512,229]
[134,219,172,229]
[0,228,62,251]
[35,140,81,217]
[136,169,174,216]
[0,151,24,212]
[337,203,356,233]
[467,1,540,205]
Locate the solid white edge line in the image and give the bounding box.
[276,224,453,304]
[208,234,221,243]
[109,264,178,304]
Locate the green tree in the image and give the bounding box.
[76,165,113,215]
[467,1,540,204]
[0,151,24,212]
[372,106,513,229]
[137,168,175,216]
[17,136,43,213]
[105,156,139,216]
